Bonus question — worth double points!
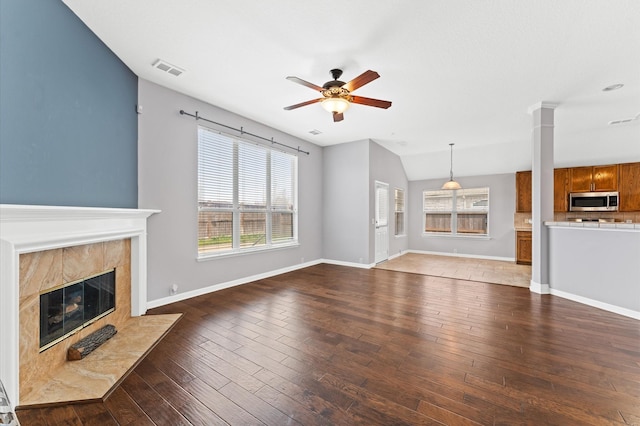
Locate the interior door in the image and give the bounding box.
[375,181,389,263]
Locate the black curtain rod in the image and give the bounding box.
[179,110,310,155]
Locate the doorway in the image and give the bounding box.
[374,181,389,263]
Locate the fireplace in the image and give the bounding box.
[0,204,160,410]
[40,269,116,351]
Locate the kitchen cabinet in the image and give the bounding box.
[554,168,570,212]
[570,165,618,192]
[516,169,569,212]
[515,171,532,212]
[516,231,532,265]
[619,162,640,212]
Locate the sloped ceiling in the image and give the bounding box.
[63,0,640,180]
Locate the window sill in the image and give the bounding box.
[197,241,300,261]
[422,233,491,240]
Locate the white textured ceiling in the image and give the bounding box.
[63,0,640,180]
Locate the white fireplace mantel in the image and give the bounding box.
[0,204,159,409]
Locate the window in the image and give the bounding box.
[423,187,489,236]
[198,127,297,257]
[394,188,405,236]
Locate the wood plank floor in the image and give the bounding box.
[17,264,640,425]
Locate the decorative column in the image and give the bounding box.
[528,102,557,294]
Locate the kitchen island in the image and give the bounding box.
[546,220,640,319]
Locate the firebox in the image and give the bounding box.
[39,269,116,351]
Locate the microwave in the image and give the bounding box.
[569,191,618,212]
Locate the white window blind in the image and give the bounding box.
[270,150,296,243]
[423,187,489,236]
[394,188,405,236]
[376,186,389,227]
[238,142,267,209]
[198,130,233,207]
[198,126,298,256]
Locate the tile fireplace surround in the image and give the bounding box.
[0,204,165,410]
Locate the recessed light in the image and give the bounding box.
[602,83,624,91]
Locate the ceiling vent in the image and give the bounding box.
[608,113,640,126]
[152,59,184,77]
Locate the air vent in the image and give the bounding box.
[152,59,184,77]
[608,112,640,125]
[608,118,634,125]
[602,83,624,92]
[309,129,322,135]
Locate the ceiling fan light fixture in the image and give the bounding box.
[441,143,462,190]
[321,97,350,114]
[284,69,390,121]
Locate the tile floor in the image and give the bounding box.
[375,252,532,288]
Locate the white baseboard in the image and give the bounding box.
[321,258,376,269]
[407,249,515,263]
[387,251,404,261]
[549,288,640,320]
[147,257,383,309]
[529,280,550,294]
[146,259,323,309]
[147,256,639,324]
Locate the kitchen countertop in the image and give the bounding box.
[545,220,640,230]
[514,225,532,232]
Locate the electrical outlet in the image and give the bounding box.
[170,284,178,295]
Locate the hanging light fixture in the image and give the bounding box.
[441,143,462,190]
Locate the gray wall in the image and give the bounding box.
[549,227,640,313]
[322,140,370,264]
[408,173,516,259]
[369,141,409,260]
[138,79,323,301]
[322,140,408,265]
[0,1,138,208]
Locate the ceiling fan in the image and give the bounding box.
[284,69,392,122]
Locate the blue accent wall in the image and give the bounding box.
[0,0,138,208]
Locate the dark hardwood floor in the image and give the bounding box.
[17,264,640,425]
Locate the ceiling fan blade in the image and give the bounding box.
[351,95,392,109]
[333,112,344,122]
[343,70,380,92]
[283,98,323,110]
[286,76,324,92]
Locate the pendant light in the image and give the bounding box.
[441,143,462,190]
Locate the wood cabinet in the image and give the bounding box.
[516,231,532,265]
[619,162,640,212]
[570,165,618,192]
[553,168,569,212]
[515,169,569,212]
[515,171,532,212]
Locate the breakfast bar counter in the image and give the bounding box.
[545,221,640,318]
